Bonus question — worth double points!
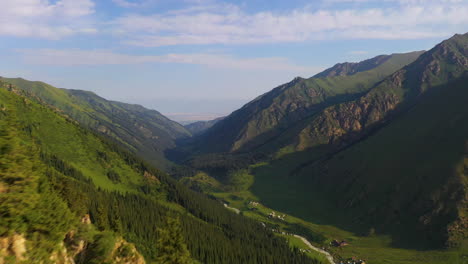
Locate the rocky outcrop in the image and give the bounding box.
[111,238,146,264]
[291,33,468,152]
[296,71,404,150]
[0,234,26,263]
[0,217,146,264]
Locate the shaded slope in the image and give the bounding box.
[252,74,468,250]
[0,77,191,168]
[250,33,468,249]
[190,51,423,154]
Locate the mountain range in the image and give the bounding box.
[1,32,467,264]
[178,33,468,257]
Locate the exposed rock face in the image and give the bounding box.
[0,234,26,263]
[187,51,423,154]
[291,33,468,152]
[296,72,404,150]
[0,222,146,264]
[111,238,146,264]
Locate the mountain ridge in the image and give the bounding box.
[0,77,191,169]
[186,51,424,155]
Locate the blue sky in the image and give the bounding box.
[0,0,467,120]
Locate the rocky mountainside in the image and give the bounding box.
[248,33,468,250]
[0,217,146,264]
[0,77,191,168]
[188,51,423,154]
[271,33,468,154]
[178,33,468,253]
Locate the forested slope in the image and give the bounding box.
[0,80,319,263]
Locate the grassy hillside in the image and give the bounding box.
[0,77,191,169]
[187,51,423,154]
[0,81,321,263]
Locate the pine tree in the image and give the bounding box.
[155,216,192,264]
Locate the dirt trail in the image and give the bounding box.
[221,203,334,263]
[293,235,335,264]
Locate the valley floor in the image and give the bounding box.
[187,167,467,264]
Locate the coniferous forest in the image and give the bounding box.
[0,81,319,263]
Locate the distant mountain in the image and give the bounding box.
[0,80,318,263]
[188,51,423,154]
[184,117,224,136]
[0,77,191,168]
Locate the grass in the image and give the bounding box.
[208,180,467,264]
[1,77,190,169]
[279,234,330,263]
[242,77,468,263]
[0,85,143,193]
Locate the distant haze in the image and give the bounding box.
[165,113,225,124]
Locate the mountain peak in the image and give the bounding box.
[314,54,391,78]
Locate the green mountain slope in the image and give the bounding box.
[0,81,320,263]
[0,77,191,168]
[189,51,423,154]
[314,54,400,78]
[249,33,468,250]
[269,33,468,155]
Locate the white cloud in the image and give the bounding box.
[17,49,322,73]
[0,0,96,39]
[112,1,468,46]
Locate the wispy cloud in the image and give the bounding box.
[0,0,96,39]
[17,49,321,73]
[112,1,468,46]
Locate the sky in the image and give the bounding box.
[0,0,467,121]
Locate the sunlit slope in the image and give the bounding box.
[188,51,423,154]
[0,77,190,168]
[0,80,320,264]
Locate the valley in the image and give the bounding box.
[174,33,468,264]
[1,26,467,263]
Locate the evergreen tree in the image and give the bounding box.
[155,216,192,264]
